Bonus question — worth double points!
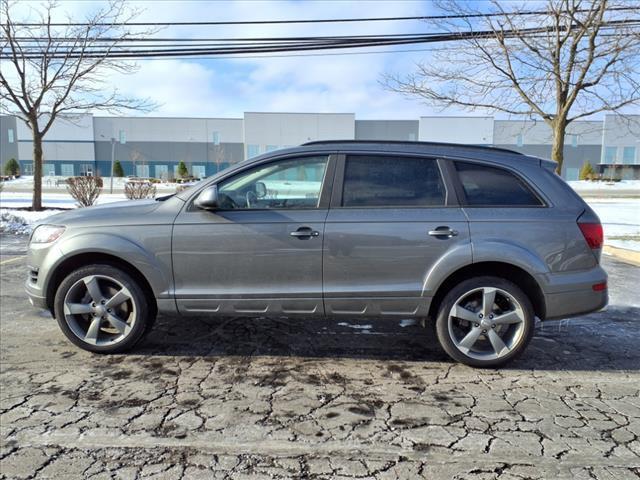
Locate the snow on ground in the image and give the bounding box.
[0,209,64,235]
[587,198,640,252]
[0,191,130,209]
[568,179,640,192]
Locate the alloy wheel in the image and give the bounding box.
[63,275,137,346]
[447,286,526,361]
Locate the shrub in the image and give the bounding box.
[113,160,124,177]
[66,176,103,207]
[579,162,595,180]
[177,161,188,178]
[4,158,19,176]
[124,181,156,200]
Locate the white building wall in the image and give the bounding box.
[243,112,355,156]
[93,117,244,143]
[16,114,95,142]
[493,120,602,145]
[419,117,494,144]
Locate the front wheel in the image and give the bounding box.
[54,265,152,353]
[435,276,535,368]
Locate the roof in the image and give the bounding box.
[301,140,523,156]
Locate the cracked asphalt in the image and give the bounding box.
[1,234,639,479]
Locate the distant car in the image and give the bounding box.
[25,141,607,367]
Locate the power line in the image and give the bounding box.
[10,6,639,27]
[5,20,639,60]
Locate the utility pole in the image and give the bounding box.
[110,137,115,194]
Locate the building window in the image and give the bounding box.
[119,130,126,144]
[622,146,636,164]
[80,164,93,176]
[60,164,74,177]
[136,164,149,178]
[265,145,278,152]
[604,146,617,164]
[247,144,260,158]
[7,128,14,143]
[212,131,220,145]
[516,134,523,147]
[43,164,56,176]
[565,167,579,181]
[155,165,169,180]
[192,165,206,179]
[569,134,578,148]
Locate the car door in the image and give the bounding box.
[172,154,335,316]
[323,153,471,317]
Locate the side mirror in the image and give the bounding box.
[194,185,219,210]
[255,181,267,198]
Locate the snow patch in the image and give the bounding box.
[0,209,63,235]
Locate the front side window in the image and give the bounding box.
[342,155,445,207]
[217,156,328,210]
[454,161,542,206]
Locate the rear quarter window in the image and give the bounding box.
[454,161,543,207]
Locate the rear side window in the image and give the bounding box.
[454,161,542,206]
[342,155,445,207]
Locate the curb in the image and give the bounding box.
[603,245,640,267]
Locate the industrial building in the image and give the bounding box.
[1,112,638,180]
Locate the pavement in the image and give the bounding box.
[1,234,639,479]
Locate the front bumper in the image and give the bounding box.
[25,280,48,310]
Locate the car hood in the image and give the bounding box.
[41,199,177,228]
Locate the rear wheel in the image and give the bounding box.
[435,276,535,367]
[54,265,152,353]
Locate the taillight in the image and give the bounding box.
[578,222,603,250]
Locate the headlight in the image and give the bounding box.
[30,225,66,244]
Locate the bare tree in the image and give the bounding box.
[0,0,155,210]
[383,0,640,173]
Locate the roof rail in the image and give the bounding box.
[301,139,524,156]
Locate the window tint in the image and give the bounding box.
[342,155,445,207]
[218,156,328,210]
[454,162,542,206]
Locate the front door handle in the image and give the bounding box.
[428,226,459,238]
[290,227,320,238]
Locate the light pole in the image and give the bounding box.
[110,137,115,193]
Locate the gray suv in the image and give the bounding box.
[26,141,607,367]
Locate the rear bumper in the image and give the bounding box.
[537,265,608,320]
[544,288,608,320]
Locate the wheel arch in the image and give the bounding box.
[428,261,546,322]
[45,252,157,319]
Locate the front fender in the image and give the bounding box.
[44,232,172,298]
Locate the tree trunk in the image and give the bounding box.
[551,120,567,175]
[32,130,43,211]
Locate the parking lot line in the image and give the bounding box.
[0,256,25,265]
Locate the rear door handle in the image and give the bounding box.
[428,226,459,238]
[290,227,320,238]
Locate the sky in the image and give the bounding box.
[9,0,456,119]
[6,0,638,120]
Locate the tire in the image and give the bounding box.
[54,264,153,353]
[435,276,535,368]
